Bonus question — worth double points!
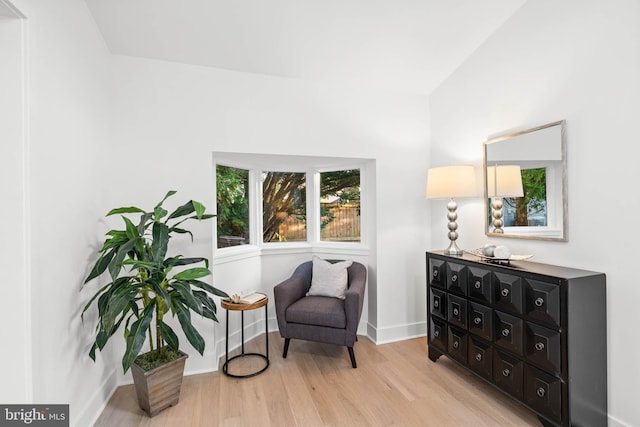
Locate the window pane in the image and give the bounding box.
[320,169,360,242]
[216,165,249,248]
[262,172,306,242]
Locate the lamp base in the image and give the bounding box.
[444,199,463,256]
[444,240,463,256]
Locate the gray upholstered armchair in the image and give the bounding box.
[274,259,367,368]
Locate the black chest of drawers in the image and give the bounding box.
[426,251,607,427]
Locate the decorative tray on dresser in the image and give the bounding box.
[426,250,607,427]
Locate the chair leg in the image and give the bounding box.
[347,346,357,368]
[283,338,290,358]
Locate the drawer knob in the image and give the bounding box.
[537,387,546,398]
[434,300,439,308]
[475,353,482,362]
[535,297,544,307]
[453,341,459,349]
[474,317,482,325]
[502,368,511,377]
[535,342,545,351]
[474,281,481,289]
[434,330,439,337]
[453,307,459,316]
[501,288,510,297]
[502,328,510,337]
[452,275,458,282]
[433,270,439,278]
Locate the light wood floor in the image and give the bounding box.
[94,333,541,426]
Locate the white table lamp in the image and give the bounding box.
[426,165,477,255]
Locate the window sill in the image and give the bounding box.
[214,241,369,264]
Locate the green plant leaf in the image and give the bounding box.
[102,279,139,332]
[123,259,161,269]
[89,342,98,361]
[171,281,202,315]
[151,222,170,264]
[192,200,206,218]
[122,216,139,240]
[155,190,177,209]
[191,280,229,298]
[201,307,218,322]
[169,227,193,240]
[81,282,111,321]
[101,230,128,252]
[154,206,168,222]
[159,321,179,350]
[108,238,136,281]
[95,328,108,351]
[122,300,156,373]
[172,267,211,281]
[173,301,205,355]
[193,290,218,318]
[167,200,197,220]
[84,248,116,284]
[107,206,146,216]
[164,257,207,268]
[149,280,171,309]
[136,212,153,235]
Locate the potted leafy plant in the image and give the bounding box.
[82,191,228,417]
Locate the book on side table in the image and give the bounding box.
[229,291,266,305]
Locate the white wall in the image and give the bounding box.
[429,1,640,425]
[7,1,116,426]
[0,3,29,405]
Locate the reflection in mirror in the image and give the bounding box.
[483,120,567,241]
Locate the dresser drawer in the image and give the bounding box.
[429,259,446,288]
[525,279,561,329]
[429,316,447,352]
[524,364,562,424]
[468,302,492,341]
[493,349,523,399]
[448,326,468,364]
[493,272,524,314]
[468,266,492,304]
[429,288,446,319]
[526,322,561,375]
[448,294,467,329]
[447,262,468,296]
[468,337,492,380]
[494,310,524,356]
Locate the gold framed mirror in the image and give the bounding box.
[483,120,567,241]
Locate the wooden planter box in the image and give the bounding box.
[130,351,189,417]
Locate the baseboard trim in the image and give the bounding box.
[368,321,426,345]
[73,369,118,427]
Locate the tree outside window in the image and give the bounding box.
[262,172,306,242]
[216,165,249,247]
[320,169,360,242]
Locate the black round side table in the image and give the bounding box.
[221,295,269,378]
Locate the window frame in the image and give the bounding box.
[213,153,369,259]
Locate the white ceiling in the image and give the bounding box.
[84,0,526,95]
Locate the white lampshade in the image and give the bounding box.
[426,165,477,199]
[487,165,524,198]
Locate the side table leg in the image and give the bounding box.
[225,308,229,370]
[241,311,245,354]
[265,303,269,360]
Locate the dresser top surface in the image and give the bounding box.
[427,250,604,280]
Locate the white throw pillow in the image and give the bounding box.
[307,256,353,300]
